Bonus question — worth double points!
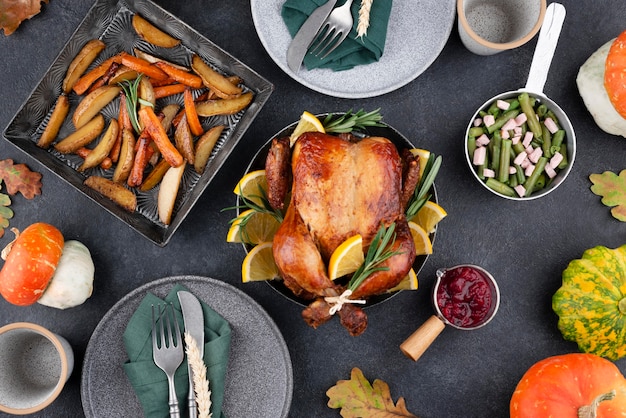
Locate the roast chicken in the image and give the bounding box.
[265,131,420,336]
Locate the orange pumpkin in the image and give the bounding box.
[0,223,64,306]
[510,353,626,418]
[605,29,626,119]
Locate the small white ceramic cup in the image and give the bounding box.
[457,0,546,55]
[0,322,74,415]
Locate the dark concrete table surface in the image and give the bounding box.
[1,1,626,417]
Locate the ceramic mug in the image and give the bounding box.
[457,0,546,55]
[0,322,74,415]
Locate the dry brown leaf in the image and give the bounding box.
[0,159,42,199]
[0,0,50,36]
[327,367,418,417]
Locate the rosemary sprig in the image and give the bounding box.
[322,108,385,134]
[223,185,283,244]
[405,153,442,220]
[118,74,153,134]
[348,222,400,291]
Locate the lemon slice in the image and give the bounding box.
[241,242,280,282]
[408,221,433,256]
[226,209,281,245]
[387,268,418,292]
[409,148,431,179]
[410,201,447,234]
[234,169,267,207]
[289,111,325,146]
[328,234,364,280]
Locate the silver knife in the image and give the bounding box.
[178,291,205,418]
[286,0,338,72]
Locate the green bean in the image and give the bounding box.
[491,131,502,171]
[523,157,548,196]
[537,104,548,117]
[519,93,542,139]
[485,178,516,197]
[487,109,520,134]
[512,141,525,156]
[467,137,477,160]
[533,173,546,192]
[509,173,518,188]
[557,144,568,169]
[549,129,565,155]
[487,101,500,116]
[515,164,526,185]
[541,124,552,158]
[498,139,512,183]
[468,126,485,137]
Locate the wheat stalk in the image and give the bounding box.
[357,0,373,39]
[184,332,212,418]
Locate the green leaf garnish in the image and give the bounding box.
[348,222,401,292]
[223,185,283,244]
[323,108,385,134]
[405,154,442,220]
[118,75,150,134]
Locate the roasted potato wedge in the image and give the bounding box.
[132,15,180,48]
[84,175,137,212]
[54,114,105,154]
[133,49,189,71]
[112,128,136,183]
[62,39,106,94]
[107,66,140,85]
[195,92,253,117]
[139,158,171,192]
[72,85,121,129]
[191,54,242,98]
[138,75,156,109]
[78,119,119,172]
[37,94,70,148]
[174,114,195,164]
[194,125,224,174]
[159,103,180,132]
[158,163,185,225]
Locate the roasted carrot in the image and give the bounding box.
[86,61,121,95]
[184,88,204,136]
[73,55,122,95]
[153,83,187,99]
[154,61,203,89]
[138,106,183,167]
[148,76,176,87]
[119,52,169,81]
[127,131,152,187]
[76,147,113,170]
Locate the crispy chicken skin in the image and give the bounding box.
[267,132,418,335]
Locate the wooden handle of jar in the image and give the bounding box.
[399,315,446,361]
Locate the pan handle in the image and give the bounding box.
[524,3,566,93]
[400,315,446,361]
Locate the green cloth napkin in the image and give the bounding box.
[282,0,393,71]
[123,284,232,418]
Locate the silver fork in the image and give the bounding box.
[309,0,355,59]
[152,303,184,418]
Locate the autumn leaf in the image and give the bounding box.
[327,367,418,418]
[0,159,42,199]
[0,0,50,36]
[0,183,14,239]
[590,170,626,222]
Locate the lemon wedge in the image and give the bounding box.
[328,234,364,280]
[410,201,447,234]
[226,209,281,245]
[409,148,431,179]
[241,242,280,282]
[408,221,433,256]
[387,268,418,292]
[233,169,267,207]
[289,111,325,146]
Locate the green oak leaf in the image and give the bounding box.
[590,170,626,221]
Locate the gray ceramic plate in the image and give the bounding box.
[251,0,455,98]
[81,276,293,418]
[3,0,273,246]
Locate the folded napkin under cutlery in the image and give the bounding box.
[282,0,393,71]
[123,284,231,418]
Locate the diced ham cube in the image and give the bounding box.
[514,152,527,166]
[473,118,483,127]
[514,127,522,135]
[544,163,557,178]
[520,158,530,168]
[525,163,536,177]
[483,114,495,127]
[550,152,563,169]
[528,147,543,163]
[483,168,495,178]
[497,100,510,110]
[544,117,559,134]
[525,145,534,154]
[509,166,517,175]
[512,135,521,145]
[514,184,526,197]
[501,129,510,139]
[522,131,534,147]
[473,146,486,165]
[502,119,517,131]
[476,134,490,146]
[515,113,528,125]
